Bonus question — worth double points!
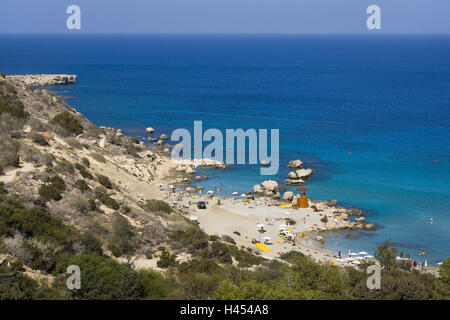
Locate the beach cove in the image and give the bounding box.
[1,34,449,263]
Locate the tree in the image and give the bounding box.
[374,239,398,270]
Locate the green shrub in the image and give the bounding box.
[0,200,76,245]
[178,259,219,274]
[108,213,135,257]
[88,199,99,211]
[55,253,145,300]
[39,184,62,201]
[64,137,82,149]
[121,205,131,214]
[97,174,113,189]
[169,226,209,254]
[81,157,90,167]
[0,92,28,118]
[49,176,66,192]
[138,269,170,299]
[55,160,74,174]
[31,133,49,146]
[90,152,106,163]
[222,235,236,244]
[0,262,39,299]
[51,112,83,136]
[157,248,178,268]
[81,232,103,255]
[209,235,220,241]
[0,139,20,168]
[94,187,119,210]
[0,181,7,194]
[38,175,65,202]
[75,179,89,193]
[126,147,141,158]
[207,242,233,264]
[0,166,4,175]
[75,163,93,179]
[144,199,173,214]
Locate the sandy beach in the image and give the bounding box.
[158,187,365,268]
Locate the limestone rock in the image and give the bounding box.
[365,224,376,231]
[295,168,313,178]
[160,134,168,140]
[23,125,32,133]
[261,180,278,192]
[253,184,263,193]
[283,191,294,201]
[260,160,270,166]
[146,127,154,134]
[185,166,196,174]
[288,159,303,168]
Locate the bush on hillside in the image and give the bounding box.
[144,199,173,214]
[51,112,83,136]
[31,133,49,146]
[97,174,113,189]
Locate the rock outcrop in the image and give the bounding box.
[282,191,294,201]
[286,168,313,185]
[305,201,376,233]
[253,180,279,197]
[288,159,303,168]
[6,74,77,86]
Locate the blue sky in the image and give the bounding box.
[0,0,449,34]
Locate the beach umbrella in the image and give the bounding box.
[232,192,239,195]
[336,259,345,263]
[169,185,175,189]
[349,252,358,256]
[438,262,443,266]
[240,193,247,197]
[257,223,265,228]
[358,251,368,255]
[264,237,271,241]
[364,255,374,259]
[207,190,214,194]
[352,260,361,265]
[189,216,198,221]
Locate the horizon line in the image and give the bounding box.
[1,32,450,36]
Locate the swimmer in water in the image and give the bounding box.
[430,218,434,224]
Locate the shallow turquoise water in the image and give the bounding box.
[1,34,449,263]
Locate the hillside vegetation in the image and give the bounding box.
[0,74,449,300]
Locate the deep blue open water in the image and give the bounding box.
[1,34,449,263]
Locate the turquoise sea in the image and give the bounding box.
[1,34,449,263]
